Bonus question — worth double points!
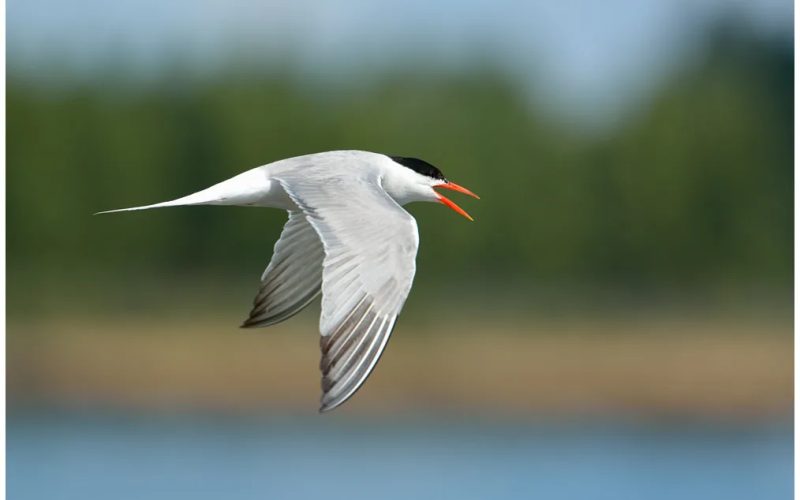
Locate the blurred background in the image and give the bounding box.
[7,0,793,499]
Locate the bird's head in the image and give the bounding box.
[385,155,480,221]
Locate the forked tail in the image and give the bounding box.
[94,195,204,214]
[95,168,271,214]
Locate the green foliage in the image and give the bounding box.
[7,27,791,293]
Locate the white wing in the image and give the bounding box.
[276,173,419,412]
[242,211,325,328]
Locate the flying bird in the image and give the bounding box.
[99,150,479,412]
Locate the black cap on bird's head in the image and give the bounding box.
[388,154,479,221]
[389,156,446,181]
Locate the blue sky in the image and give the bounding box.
[7,0,791,126]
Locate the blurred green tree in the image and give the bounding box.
[7,22,791,300]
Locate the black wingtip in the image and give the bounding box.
[319,393,347,413]
[239,318,261,329]
[319,402,339,414]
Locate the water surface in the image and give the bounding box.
[8,413,791,500]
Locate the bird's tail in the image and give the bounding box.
[95,169,268,215]
[95,196,200,214]
[94,190,219,214]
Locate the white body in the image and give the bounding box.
[110,151,437,212]
[101,150,473,412]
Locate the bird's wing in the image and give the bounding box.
[242,211,325,328]
[276,174,419,412]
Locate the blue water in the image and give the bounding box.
[8,413,792,500]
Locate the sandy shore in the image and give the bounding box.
[8,310,791,420]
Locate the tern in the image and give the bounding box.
[99,150,479,412]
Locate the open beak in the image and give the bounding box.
[434,181,480,221]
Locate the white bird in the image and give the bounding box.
[99,150,479,412]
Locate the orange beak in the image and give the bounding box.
[434,181,480,221]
